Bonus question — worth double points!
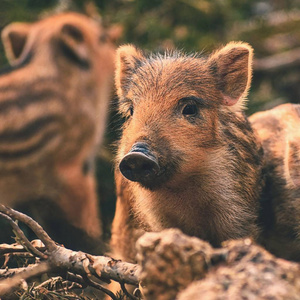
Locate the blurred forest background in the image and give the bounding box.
[0,0,299,243]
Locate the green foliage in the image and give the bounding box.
[1,0,299,107]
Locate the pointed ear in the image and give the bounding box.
[58,23,90,68]
[115,44,144,98]
[1,23,31,65]
[208,42,253,110]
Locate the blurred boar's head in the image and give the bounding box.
[0,12,120,246]
[2,12,118,143]
[115,42,263,244]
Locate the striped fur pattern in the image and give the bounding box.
[111,43,265,262]
[0,13,116,240]
[250,103,300,261]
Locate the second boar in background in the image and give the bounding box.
[0,12,116,251]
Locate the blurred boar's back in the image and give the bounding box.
[250,103,300,261]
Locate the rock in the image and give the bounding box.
[136,229,215,300]
[136,229,300,300]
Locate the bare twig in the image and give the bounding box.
[0,262,51,296]
[0,243,28,255]
[48,246,140,285]
[0,205,141,298]
[83,274,117,300]
[0,212,47,259]
[63,272,87,288]
[120,282,139,300]
[0,205,57,252]
[35,276,82,292]
[0,242,45,256]
[0,266,34,278]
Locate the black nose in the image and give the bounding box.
[119,143,160,183]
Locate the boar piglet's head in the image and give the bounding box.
[115,42,253,190]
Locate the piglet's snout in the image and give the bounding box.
[119,142,160,183]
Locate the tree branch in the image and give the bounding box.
[0,262,51,296]
[0,205,57,252]
[0,204,141,298]
[0,241,45,255]
[0,212,47,259]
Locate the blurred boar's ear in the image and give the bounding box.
[1,22,31,65]
[115,44,144,98]
[58,23,90,69]
[208,42,253,111]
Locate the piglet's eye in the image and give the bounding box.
[182,104,197,116]
[129,106,134,116]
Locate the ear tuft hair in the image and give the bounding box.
[208,41,253,111]
[115,44,144,98]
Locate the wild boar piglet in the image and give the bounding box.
[112,42,300,262]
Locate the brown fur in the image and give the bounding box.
[111,42,265,262]
[0,13,116,239]
[250,103,300,260]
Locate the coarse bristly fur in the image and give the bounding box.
[0,13,116,247]
[111,42,267,263]
[250,103,300,261]
[111,42,300,263]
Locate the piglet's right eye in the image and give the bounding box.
[129,106,134,116]
[182,104,197,116]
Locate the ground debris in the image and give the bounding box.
[136,229,300,300]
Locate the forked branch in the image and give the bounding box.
[0,204,141,299]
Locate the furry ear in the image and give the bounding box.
[208,42,253,110]
[58,23,90,68]
[1,23,31,65]
[115,44,144,98]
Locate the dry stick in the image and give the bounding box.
[0,262,51,296]
[35,276,82,292]
[2,253,37,269]
[120,282,139,300]
[0,266,35,278]
[0,205,57,252]
[0,207,141,285]
[0,243,46,257]
[63,271,87,288]
[0,243,30,255]
[0,212,47,259]
[0,205,141,295]
[83,274,117,300]
[5,252,35,259]
[54,281,83,293]
[50,246,140,285]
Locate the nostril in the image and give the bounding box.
[121,164,133,177]
[142,162,153,171]
[141,162,157,176]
